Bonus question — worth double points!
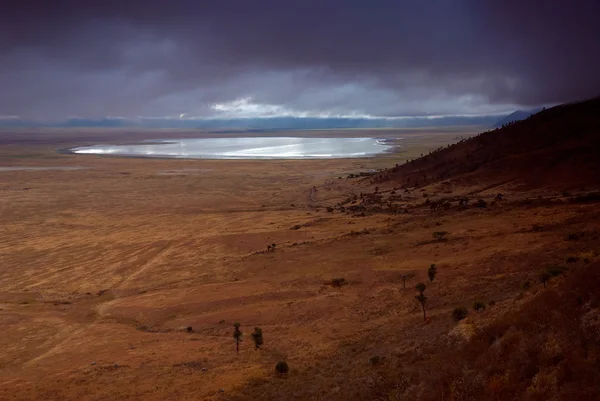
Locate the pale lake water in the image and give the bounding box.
[70,137,394,159]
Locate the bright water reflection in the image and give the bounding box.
[71,137,392,159]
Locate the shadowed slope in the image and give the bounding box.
[376,97,600,190]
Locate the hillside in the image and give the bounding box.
[493,108,542,128]
[375,97,600,191]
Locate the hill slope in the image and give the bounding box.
[493,108,543,128]
[377,97,600,191]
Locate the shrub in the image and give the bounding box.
[475,199,488,208]
[473,301,486,313]
[566,256,579,263]
[488,300,496,306]
[452,307,468,321]
[546,265,568,277]
[331,277,346,287]
[416,282,426,295]
[251,327,263,350]
[523,280,532,290]
[432,231,448,241]
[369,355,382,366]
[275,361,289,375]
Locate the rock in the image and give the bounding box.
[202,368,207,372]
[114,363,119,368]
[219,388,225,393]
[90,362,96,365]
[129,345,135,349]
[186,326,193,332]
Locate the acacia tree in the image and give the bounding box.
[428,264,437,283]
[251,327,263,350]
[415,283,427,321]
[233,323,242,353]
[416,282,426,296]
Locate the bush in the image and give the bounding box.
[251,327,263,350]
[473,301,486,313]
[566,256,579,263]
[546,265,568,277]
[432,231,448,241]
[452,307,468,321]
[369,355,382,366]
[275,361,289,375]
[488,300,496,306]
[523,280,532,290]
[331,277,346,287]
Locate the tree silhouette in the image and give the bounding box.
[539,270,551,288]
[428,264,437,283]
[251,327,263,350]
[233,323,242,353]
[415,283,427,321]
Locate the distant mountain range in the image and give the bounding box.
[0,108,551,130]
[0,114,514,130]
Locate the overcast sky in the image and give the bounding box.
[1,0,599,121]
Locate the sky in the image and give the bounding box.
[1,0,599,123]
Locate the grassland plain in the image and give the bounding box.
[0,125,598,400]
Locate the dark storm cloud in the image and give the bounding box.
[1,0,599,119]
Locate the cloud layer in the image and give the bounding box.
[2,0,599,120]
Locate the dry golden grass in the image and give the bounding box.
[0,127,598,400]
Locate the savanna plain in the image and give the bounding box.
[1,113,599,401]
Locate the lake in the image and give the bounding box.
[70,137,393,159]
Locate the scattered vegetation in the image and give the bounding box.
[233,323,242,353]
[369,355,382,366]
[452,306,468,321]
[472,301,486,313]
[427,264,437,282]
[275,361,289,375]
[331,277,346,288]
[251,327,263,350]
[415,283,428,321]
[539,270,551,288]
[432,231,448,241]
[266,243,277,252]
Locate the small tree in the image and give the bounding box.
[427,264,437,283]
[401,274,409,289]
[539,270,551,288]
[415,293,428,321]
[275,361,289,375]
[473,301,486,313]
[414,283,427,321]
[251,327,263,350]
[233,323,242,353]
